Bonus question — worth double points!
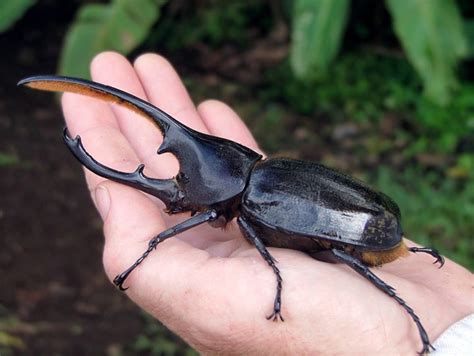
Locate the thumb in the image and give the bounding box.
[94,181,166,282]
[94,181,210,320]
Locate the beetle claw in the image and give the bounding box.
[266,311,284,322]
[418,342,435,355]
[434,255,445,268]
[408,247,445,268]
[113,274,129,291]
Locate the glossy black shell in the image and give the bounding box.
[18,75,403,253]
[241,158,403,252]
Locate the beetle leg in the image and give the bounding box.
[237,217,284,322]
[408,247,445,268]
[113,210,218,290]
[63,128,187,213]
[331,249,433,354]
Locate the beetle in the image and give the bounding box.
[19,75,444,354]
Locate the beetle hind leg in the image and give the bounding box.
[238,217,284,322]
[408,247,445,268]
[332,249,434,354]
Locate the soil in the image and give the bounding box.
[0,3,189,355]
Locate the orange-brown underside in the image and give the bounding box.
[360,240,409,266]
[24,81,153,123]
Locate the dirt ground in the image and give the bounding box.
[0,4,192,355]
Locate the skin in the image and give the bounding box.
[61,51,473,355]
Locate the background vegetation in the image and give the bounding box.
[1,0,472,354]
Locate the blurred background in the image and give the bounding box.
[1,0,473,354]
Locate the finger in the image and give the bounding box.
[62,91,117,136]
[197,99,264,155]
[90,52,161,162]
[133,53,208,133]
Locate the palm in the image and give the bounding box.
[62,52,472,355]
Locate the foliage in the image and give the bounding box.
[374,167,474,270]
[265,54,408,118]
[0,0,36,33]
[0,306,26,356]
[0,153,19,167]
[290,0,350,79]
[386,0,468,105]
[264,53,474,156]
[412,87,474,154]
[59,0,168,78]
[290,0,470,105]
[129,313,196,356]
[147,0,272,50]
[466,20,474,57]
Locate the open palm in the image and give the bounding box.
[61,52,472,355]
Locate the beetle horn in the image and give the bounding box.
[18,75,185,138]
[19,75,262,209]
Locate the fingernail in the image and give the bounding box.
[94,185,110,220]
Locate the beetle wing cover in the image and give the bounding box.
[243,158,402,249]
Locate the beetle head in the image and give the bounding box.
[19,76,262,213]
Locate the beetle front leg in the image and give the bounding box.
[237,217,284,322]
[331,249,434,355]
[114,210,218,290]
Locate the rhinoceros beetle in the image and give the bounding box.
[19,75,444,354]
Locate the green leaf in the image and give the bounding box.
[0,153,19,167]
[0,0,36,33]
[59,0,168,78]
[290,0,350,79]
[465,20,474,58]
[386,0,468,105]
[0,331,25,349]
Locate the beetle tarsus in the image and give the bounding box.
[113,250,153,290]
[332,249,434,354]
[408,247,445,268]
[238,217,284,322]
[266,311,284,322]
[113,271,131,291]
[266,300,284,322]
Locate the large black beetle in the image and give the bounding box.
[19,75,444,354]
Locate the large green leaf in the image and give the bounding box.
[465,20,474,58]
[59,0,167,78]
[0,0,36,33]
[290,0,350,79]
[386,0,468,105]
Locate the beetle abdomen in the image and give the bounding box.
[242,158,402,250]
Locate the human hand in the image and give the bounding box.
[61,52,473,355]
